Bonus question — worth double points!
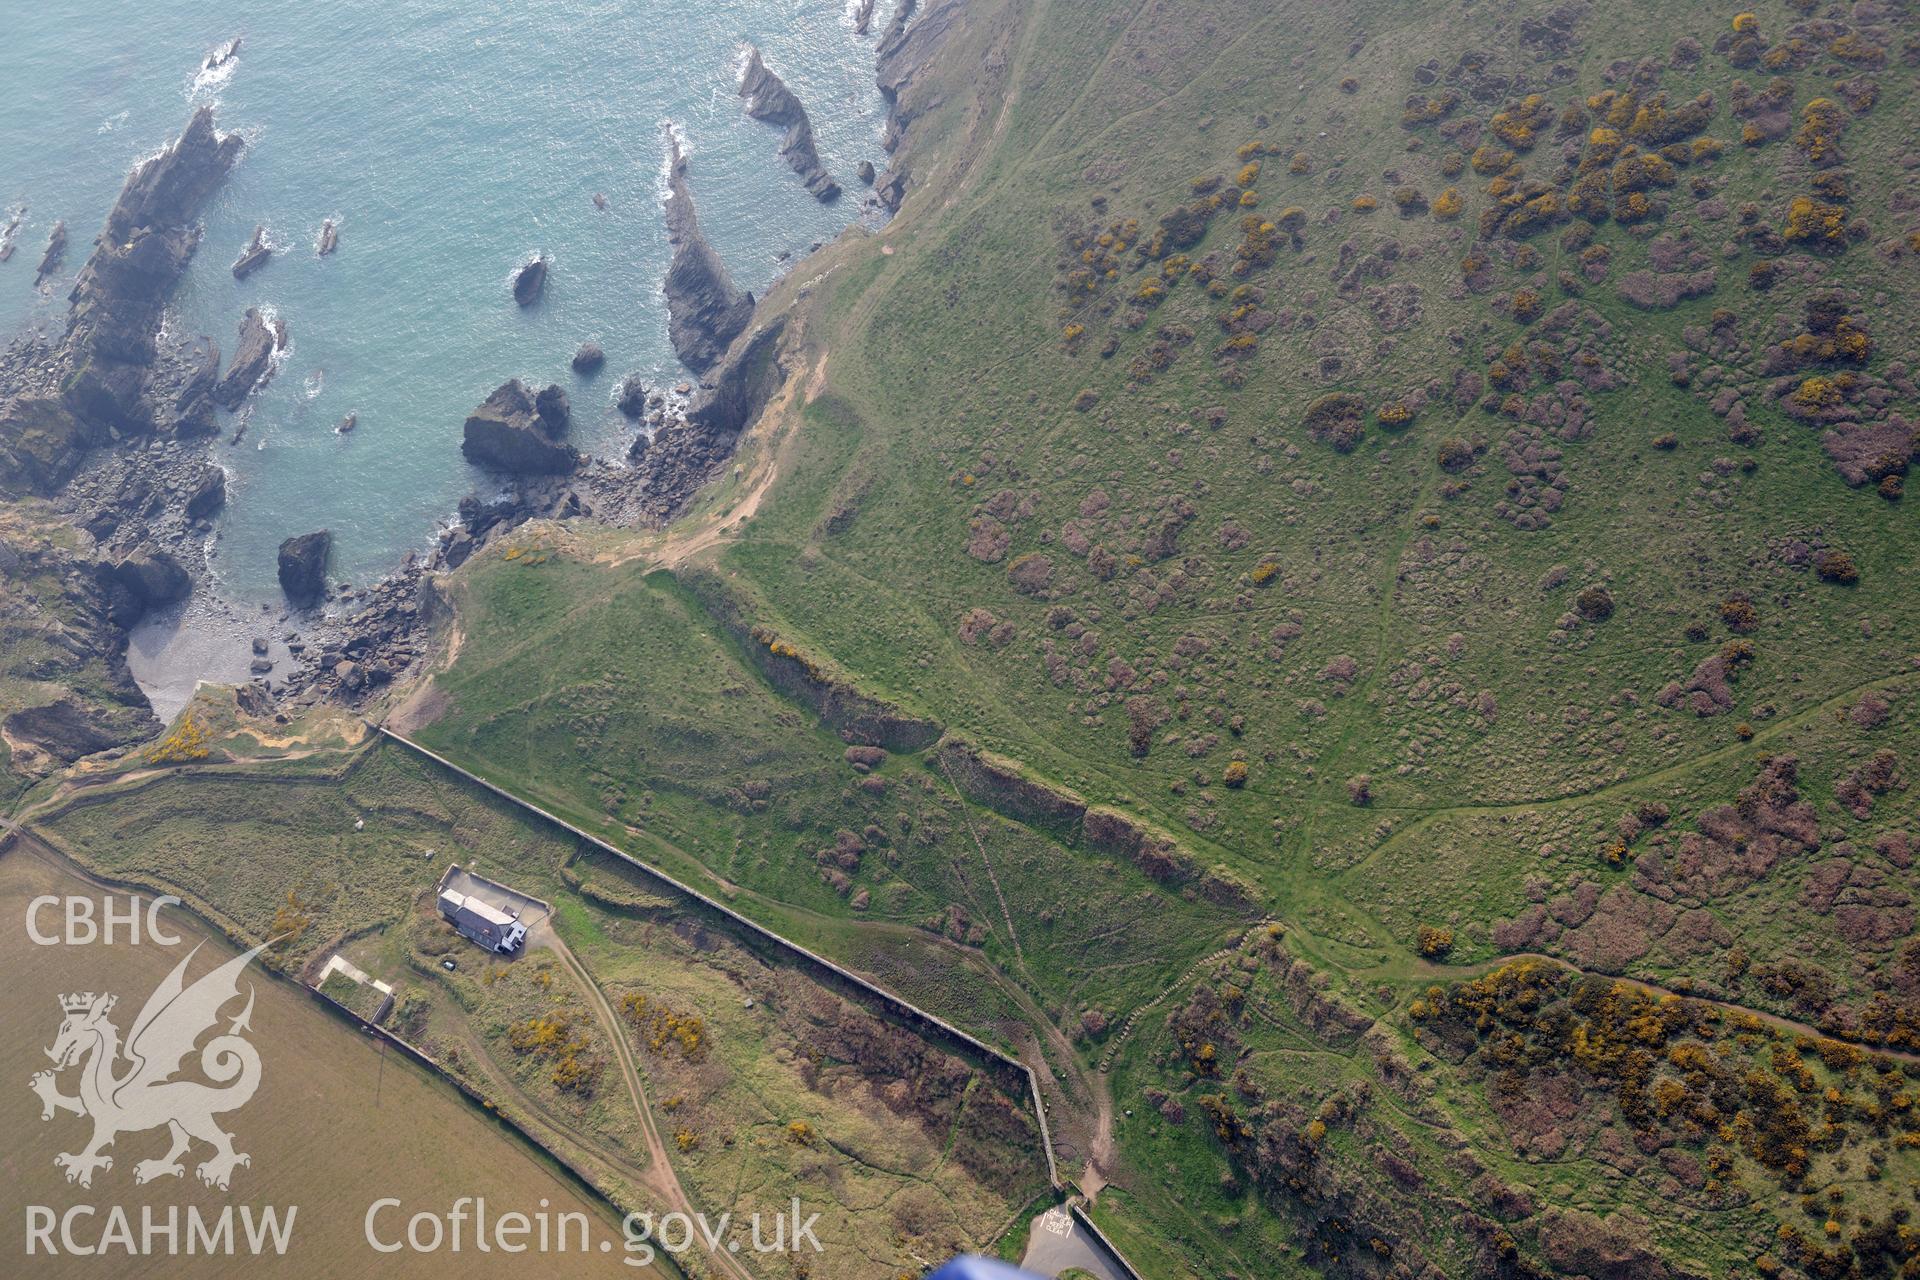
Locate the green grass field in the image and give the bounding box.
[394,0,1920,1272]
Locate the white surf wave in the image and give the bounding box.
[655,120,692,205]
[189,38,242,101]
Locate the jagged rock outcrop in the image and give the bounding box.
[231,224,271,279]
[211,308,286,408]
[512,256,548,306]
[877,0,919,53]
[460,378,580,475]
[739,48,840,202]
[534,383,569,434]
[661,133,753,373]
[874,168,909,212]
[0,349,83,494]
[107,551,190,624]
[615,320,788,525]
[35,220,67,285]
[316,219,338,256]
[64,107,244,416]
[0,106,242,492]
[277,530,331,607]
[571,341,604,375]
[201,37,241,74]
[175,335,221,412]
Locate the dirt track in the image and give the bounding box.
[537,920,759,1280]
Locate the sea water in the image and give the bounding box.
[0,0,890,603]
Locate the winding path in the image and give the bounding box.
[538,922,758,1280]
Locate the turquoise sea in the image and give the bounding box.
[0,0,888,602]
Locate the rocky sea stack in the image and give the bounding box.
[739,47,839,203]
[461,378,580,475]
[212,308,287,409]
[277,530,331,608]
[231,224,271,279]
[512,256,548,307]
[661,134,753,374]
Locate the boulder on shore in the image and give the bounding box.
[512,256,548,306]
[661,133,754,373]
[108,551,190,623]
[212,308,286,408]
[739,47,840,202]
[231,224,271,279]
[183,467,226,520]
[571,341,605,375]
[277,530,331,607]
[461,378,580,475]
[617,375,649,418]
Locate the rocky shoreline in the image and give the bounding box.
[2,0,964,746]
[0,106,251,763]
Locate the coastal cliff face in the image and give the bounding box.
[661,135,754,374]
[0,105,242,494]
[0,516,160,777]
[873,0,963,211]
[739,47,840,202]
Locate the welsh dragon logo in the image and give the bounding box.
[29,941,267,1190]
